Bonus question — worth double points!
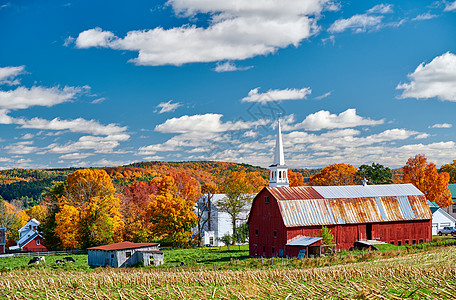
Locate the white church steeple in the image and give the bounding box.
[269,119,289,187]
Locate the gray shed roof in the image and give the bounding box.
[286,236,322,246]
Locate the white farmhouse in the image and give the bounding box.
[193,194,253,246]
[88,241,164,267]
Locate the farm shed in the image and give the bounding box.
[248,184,433,257]
[88,241,164,267]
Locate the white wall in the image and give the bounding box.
[432,209,456,235]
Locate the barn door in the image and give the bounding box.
[366,224,372,240]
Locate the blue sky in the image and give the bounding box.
[1,0,456,170]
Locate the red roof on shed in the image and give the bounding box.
[88,241,159,251]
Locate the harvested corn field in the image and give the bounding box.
[1,247,456,299]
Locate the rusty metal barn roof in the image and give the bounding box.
[269,184,431,227]
[266,186,324,200]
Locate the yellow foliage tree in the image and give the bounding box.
[55,203,81,249]
[310,163,358,186]
[147,176,197,246]
[24,205,48,223]
[56,169,124,248]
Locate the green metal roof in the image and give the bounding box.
[448,184,456,199]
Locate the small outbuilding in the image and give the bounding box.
[87,241,164,267]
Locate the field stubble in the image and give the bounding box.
[1,247,456,299]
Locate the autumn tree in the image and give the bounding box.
[54,169,124,248]
[0,197,26,243]
[217,171,267,244]
[403,154,452,207]
[357,163,393,184]
[310,163,358,186]
[439,160,456,183]
[24,205,48,223]
[120,181,157,242]
[147,176,197,246]
[288,170,304,187]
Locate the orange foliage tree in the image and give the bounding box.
[288,170,304,187]
[0,197,28,242]
[403,154,452,207]
[310,163,358,186]
[55,169,124,248]
[147,176,197,246]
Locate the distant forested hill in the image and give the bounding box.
[0,161,320,208]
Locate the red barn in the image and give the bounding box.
[248,184,432,257]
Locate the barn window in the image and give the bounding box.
[412,240,416,245]
[126,251,131,258]
[262,246,265,253]
[272,247,275,254]
[273,231,277,238]
[111,254,114,258]
[419,239,423,244]
[397,241,402,246]
[390,241,394,245]
[36,239,40,245]
[405,240,409,245]
[255,229,258,236]
[264,196,270,203]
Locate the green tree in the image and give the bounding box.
[320,226,334,245]
[357,163,393,184]
[439,160,456,183]
[217,171,261,245]
[41,181,66,250]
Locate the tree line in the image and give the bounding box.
[0,154,453,250]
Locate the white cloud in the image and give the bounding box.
[286,108,384,131]
[367,4,393,14]
[75,27,116,48]
[155,113,268,133]
[73,0,331,66]
[329,14,383,33]
[48,134,130,154]
[18,117,128,136]
[444,1,456,11]
[412,13,437,21]
[4,141,38,154]
[214,61,252,72]
[20,133,34,140]
[91,97,106,104]
[59,153,93,160]
[396,52,456,101]
[0,86,80,110]
[241,87,311,103]
[430,123,452,128]
[156,100,182,114]
[0,66,25,85]
[314,91,332,100]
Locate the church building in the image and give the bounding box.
[248,120,432,257]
